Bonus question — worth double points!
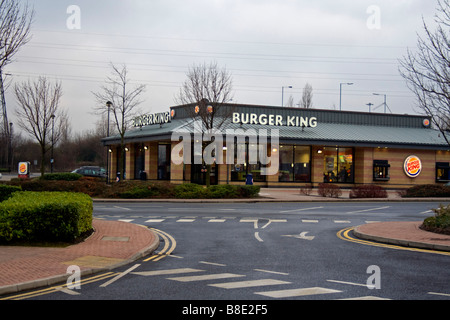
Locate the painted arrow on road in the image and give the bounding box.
[282,232,315,240]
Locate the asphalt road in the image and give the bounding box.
[27,201,450,303]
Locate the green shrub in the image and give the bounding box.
[349,185,387,198]
[0,184,21,202]
[0,191,93,243]
[11,178,106,197]
[208,185,238,198]
[104,181,175,199]
[403,184,450,197]
[174,183,208,199]
[237,185,260,198]
[422,204,450,235]
[318,183,342,198]
[41,173,83,181]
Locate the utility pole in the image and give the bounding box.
[0,68,10,170]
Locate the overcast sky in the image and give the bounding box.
[4,0,438,134]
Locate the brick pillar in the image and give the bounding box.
[311,146,324,187]
[125,144,134,180]
[170,141,184,184]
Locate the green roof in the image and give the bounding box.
[102,104,450,150]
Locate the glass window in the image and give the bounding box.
[323,147,353,183]
[134,143,146,179]
[373,160,390,181]
[230,143,266,182]
[436,162,450,182]
[294,146,311,182]
[158,144,170,180]
[278,145,311,182]
[279,145,294,181]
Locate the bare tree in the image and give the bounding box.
[14,77,67,176]
[93,63,146,180]
[300,83,313,108]
[0,0,34,170]
[285,95,295,107]
[0,0,34,69]
[175,61,234,186]
[399,0,450,145]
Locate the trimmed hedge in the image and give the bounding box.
[41,173,83,181]
[0,184,21,202]
[0,191,93,243]
[6,178,261,199]
[173,184,260,199]
[403,184,450,198]
[317,183,342,198]
[349,185,387,198]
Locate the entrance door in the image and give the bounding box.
[191,164,217,185]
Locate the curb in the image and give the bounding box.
[353,225,450,252]
[91,196,450,203]
[0,227,160,296]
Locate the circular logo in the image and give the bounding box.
[170,109,175,118]
[207,105,213,113]
[423,119,430,127]
[404,155,422,178]
[194,105,199,114]
[18,162,28,175]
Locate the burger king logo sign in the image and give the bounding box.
[404,155,422,178]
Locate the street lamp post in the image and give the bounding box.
[339,82,353,111]
[373,93,388,113]
[281,86,293,107]
[106,101,112,184]
[50,114,55,173]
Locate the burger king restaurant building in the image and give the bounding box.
[102,103,450,189]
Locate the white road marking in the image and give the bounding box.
[100,264,141,287]
[199,261,227,267]
[279,206,323,213]
[327,279,368,287]
[261,219,287,229]
[145,219,165,223]
[113,206,132,211]
[254,269,289,276]
[346,206,390,214]
[428,292,450,297]
[209,279,291,289]
[302,219,318,223]
[208,219,226,223]
[132,268,204,276]
[167,273,245,282]
[176,219,195,222]
[255,287,342,298]
[282,232,315,240]
[118,219,134,223]
[254,232,263,242]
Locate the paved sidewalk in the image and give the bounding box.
[0,220,159,296]
[1,189,450,297]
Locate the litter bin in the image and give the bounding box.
[245,173,253,185]
[139,170,147,181]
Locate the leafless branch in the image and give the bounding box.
[14,77,66,175]
[399,0,450,145]
[175,61,234,131]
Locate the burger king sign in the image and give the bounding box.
[404,155,422,178]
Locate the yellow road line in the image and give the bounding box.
[1,272,117,300]
[144,228,177,262]
[3,228,176,300]
[337,227,450,256]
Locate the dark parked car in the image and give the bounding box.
[71,166,106,178]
